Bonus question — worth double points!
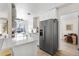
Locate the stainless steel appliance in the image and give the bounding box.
[39,19,58,54]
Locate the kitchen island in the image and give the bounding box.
[0,33,38,56]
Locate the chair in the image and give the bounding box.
[0,48,13,56]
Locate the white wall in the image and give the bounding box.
[27,15,33,33]
[0,4,10,35]
[58,4,79,40]
[0,3,9,18]
[59,12,79,39]
[0,12,8,18]
[39,8,58,21]
[0,4,9,32]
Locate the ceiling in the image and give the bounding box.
[0,3,68,17]
[15,3,66,16]
[27,3,66,15]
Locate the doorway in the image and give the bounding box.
[59,12,78,56]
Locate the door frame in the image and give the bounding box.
[77,16,79,55]
[58,14,79,56]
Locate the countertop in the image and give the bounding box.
[0,33,39,50]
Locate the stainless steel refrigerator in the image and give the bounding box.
[39,19,58,54]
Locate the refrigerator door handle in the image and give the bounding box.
[43,27,44,40]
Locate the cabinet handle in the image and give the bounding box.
[43,27,45,40]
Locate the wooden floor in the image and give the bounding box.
[36,40,78,56]
[59,40,78,56]
[36,49,50,56]
[36,48,78,56]
[53,50,77,56]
